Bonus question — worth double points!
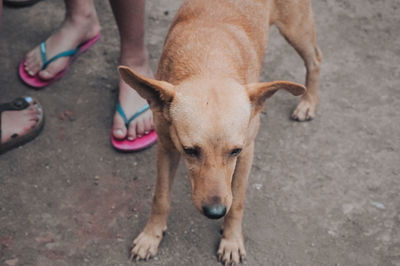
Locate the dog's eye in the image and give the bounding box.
[183,147,200,158]
[230,148,242,157]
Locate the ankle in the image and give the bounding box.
[120,48,150,68]
[62,14,101,40]
[65,8,100,29]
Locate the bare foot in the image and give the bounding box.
[23,9,101,80]
[1,98,42,144]
[112,50,155,141]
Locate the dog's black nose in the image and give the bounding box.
[202,204,226,219]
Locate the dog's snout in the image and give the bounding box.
[202,204,226,219]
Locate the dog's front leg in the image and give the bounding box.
[218,142,254,265]
[130,145,180,261]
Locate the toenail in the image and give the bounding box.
[144,131,149,135]
[115,129,123,136]
[137,135,142,138]
[128,136,134,141]
[28,71,34,76]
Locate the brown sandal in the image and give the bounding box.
[0,97,44,154]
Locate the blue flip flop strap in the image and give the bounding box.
[40,42,78,70]
[116,103,150,128]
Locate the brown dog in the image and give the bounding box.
[119,0,321,264]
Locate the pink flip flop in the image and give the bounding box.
[19,33,101,88]
[111,103,158,152]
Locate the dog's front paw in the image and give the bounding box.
[217,235,246,265]
[130,231,163,261]
[291,99,317,121]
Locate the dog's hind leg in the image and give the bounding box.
[130,146,180,261]
[273,0,322,121]
[217,142,254,265]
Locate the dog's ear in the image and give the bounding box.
[118,66,175,107]
[246,80,306,114]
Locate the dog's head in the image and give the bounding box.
[119,66,305,219]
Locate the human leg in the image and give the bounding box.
[110,0,155,144]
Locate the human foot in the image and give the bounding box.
[23,10,101,81]
[112,53,155,142]
[0,97,44,154]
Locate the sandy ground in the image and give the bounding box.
[1,0,399,265]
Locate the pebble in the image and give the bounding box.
[370,201,385,209]
[253,183,263,190]
[5,258,18,266]
[35,234,54,244]
[59,110,76,121]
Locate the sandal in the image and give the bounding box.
[19,33,101,88]
[0,97,44,154]
[3,0,42,7]
[111,103,157,152]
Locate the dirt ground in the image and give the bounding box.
[1,0,399,265]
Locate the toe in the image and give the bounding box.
[143,117,152,135]
[148,113,155,131]
[23,120,37,132]
[29,112,40,122]
[114,127,127,140]
[38,58,68,80]
[38,69,55,80]
[127,121,137,141]
[136,120,145,138]
[24,62,37,76]
[30,57,43,75]
[27,111,38,121]
[112,114,127,140]
[24,48,43,76]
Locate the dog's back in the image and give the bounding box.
[157,0,273,85]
